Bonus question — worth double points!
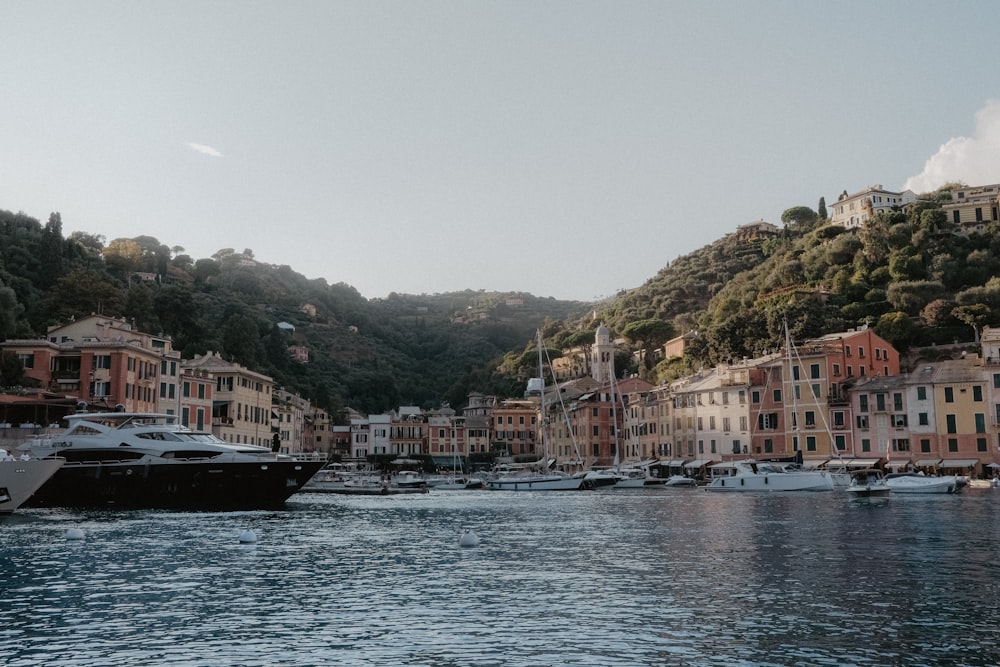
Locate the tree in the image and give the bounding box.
[874,312,918,353]
[621,319,675,370]
[0,351,24,386]
[781,206,819,228]
[817,196,827,220]
[952,304,992,343]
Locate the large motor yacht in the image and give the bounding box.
[18,412,325,509]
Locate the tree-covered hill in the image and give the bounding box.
[0,209,590,416]
[5,181,1000,416]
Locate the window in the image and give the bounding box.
[709,416,716,430]
[722,417,731,432]
[592,407,599,417]
[810,363,820,379]
[806,436,817,452]
[893,393,903,411]
[973,386,983,402]
[17,353,34,369]
[697,417,703,431]
[918,412,928,426]
[857,415,870,429]
[805,411,816,427]
[892,439,910,452]
[978,437,988,452]
[876,394,886,412]
[764,439,773,453]
[976,413,986,433]
[834,411,845,428]
[859,395,868,413]
[861,438,871,452]
[944,387,954,403]
[812,384,821,399]
[833,364,841,377]
[917,386,927,400]
[946,414,957,434]
[948,438,958,452]
[920,438,930,453]
[858,346,865,359]
[732,440,741,455]
[773,389,782,402]
[835,435,846,451]
[891,414,908,428]
[751,390,761,404]
[592,425,599,437]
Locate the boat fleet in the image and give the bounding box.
[0,408,986,513]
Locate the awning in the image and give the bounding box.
[885,461,910,470]
[938,459,979,469]
[667,460,687,466]
[987,463,1000,469]
[684,460,711,469]
[915,458,942,467]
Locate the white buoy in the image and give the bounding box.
[65,528,85,541]
[238,529,257,544]
[459,529,480,548]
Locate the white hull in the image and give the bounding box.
[487,475,584,491]
[612,477,647,489]
[706,462,846,492]
[885,474,958,494]
[0,458,65,512]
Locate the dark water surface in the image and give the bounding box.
[2,487,999,666]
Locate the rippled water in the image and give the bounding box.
[2,487,1000,666]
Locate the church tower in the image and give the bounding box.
[592,323,614,384]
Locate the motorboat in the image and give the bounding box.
[884,472,959,494]
[0,452,65,512]
[17,412,325,509]
[704,460,848,492]
[664,474,697,487]
[394,470,429,488]
[846,468,890,503]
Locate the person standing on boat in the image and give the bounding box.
[271,433,281,453]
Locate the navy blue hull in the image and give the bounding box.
[24,459,326,510]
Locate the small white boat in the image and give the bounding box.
[846,468,890,503]
[884,472,959,494]
[0,455,65,513]
[664,475,697,487]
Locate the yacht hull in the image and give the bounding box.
[23,458,325,509]
[486,475,584,491]
[0,458,65,513]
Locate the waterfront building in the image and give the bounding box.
[178,369,213,432]
[1,314,174,414]
[184,351,274,447]
[389,408,426,459]
[273,389,309,454]
[491,399,539,458]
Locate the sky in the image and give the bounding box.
[3,1,1000,303]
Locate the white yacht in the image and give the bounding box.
[705,460,847,492]
[18,412,325,509]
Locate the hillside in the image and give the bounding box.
[4,183,1000,416]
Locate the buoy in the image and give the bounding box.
[65,528,85,541]
[238,529,257,544]
[459,529,480,548]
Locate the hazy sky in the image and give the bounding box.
[4,1,1000,302]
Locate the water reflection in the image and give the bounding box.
[1,489,998,666]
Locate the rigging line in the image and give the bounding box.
[538,331,583,465]
[784,320,846,464]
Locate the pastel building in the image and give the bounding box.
[830,185,916,229]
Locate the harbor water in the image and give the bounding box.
[2,487,1000,666]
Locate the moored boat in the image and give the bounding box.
[17,412,325,509]
[705,460,847,492]
[884,472,959,494]
[846,468,890,503]
[0,454,65,512]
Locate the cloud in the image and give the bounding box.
[903,100,1000,193]
[186,142,223,158]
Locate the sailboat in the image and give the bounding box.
[434,428,485,490]
[705,321,850,492]
[485,332,584,491]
